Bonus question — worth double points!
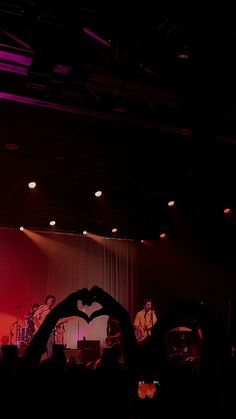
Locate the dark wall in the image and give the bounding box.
[137,218,235,327]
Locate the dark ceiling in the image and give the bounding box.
[1,1,236,240]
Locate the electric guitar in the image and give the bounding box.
[105,332,122,347]
[134,324,152,342]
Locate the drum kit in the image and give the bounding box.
[9,305,68,356]
[17,326,33,355]
[9,304,35,356]
[164,327,200,366]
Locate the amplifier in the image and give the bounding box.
[77,340,100,363]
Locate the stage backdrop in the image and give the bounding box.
[0,228,137,349]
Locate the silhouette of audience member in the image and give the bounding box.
[149,299,232,418]
[14,287,138,417]
[10,289,232,419]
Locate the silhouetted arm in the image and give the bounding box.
[14,289,90,375]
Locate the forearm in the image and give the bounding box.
[15,311,60,373]
[117,310,138,368]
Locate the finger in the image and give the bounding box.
[74,288,89,301]
[90,286,102,298]
[77,310,90,323]
[90,286,105,305]
[89,308,106,321]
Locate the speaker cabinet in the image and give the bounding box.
[77,340,100,363]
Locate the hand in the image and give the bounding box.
[87,286,127,321]
[51,288,90,323]
[146,323,152,330]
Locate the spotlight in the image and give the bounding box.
[28,181,36,189]
[95,190,102,198]
[49,220,56,226]
[112,228,117,233]
[19,226,24,231]
[168,200,175,207]
[160,233,166,239]
[83,230,87,235]
[224,208,231,214]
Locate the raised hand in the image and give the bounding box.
[87,286,127,321]
[51,288,90,323]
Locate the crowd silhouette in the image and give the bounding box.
[0,286,234,418]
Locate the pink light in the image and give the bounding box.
[1,29,31,50]
[177,54,189,59]
[0,92,194,134]
[54,64,71,75]
[0,62,28,75]
[168,200,175,207]
[0,51,33,66]
[160,233,166,239]
[83,27,111,48]
[5,143,19,150]
[224,208,231,214]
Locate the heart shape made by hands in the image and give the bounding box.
[80,289,106,322]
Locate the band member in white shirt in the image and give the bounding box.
[33,295,56,356]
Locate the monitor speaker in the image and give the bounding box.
[77,340,100,363]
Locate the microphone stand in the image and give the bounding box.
[62,324,65,347]
[9,324,15,345]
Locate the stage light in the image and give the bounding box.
[168,200,175,207]
[83,27,111,48]
[20,226,24,231]
[160,233,166,239]
[28,181,36,189]
[224,208,231,214]
[49,220,56,226]
[83,230,87,235]
[95,190,102,197]
[112,228,117,233]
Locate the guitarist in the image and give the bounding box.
[134,298,157,343]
